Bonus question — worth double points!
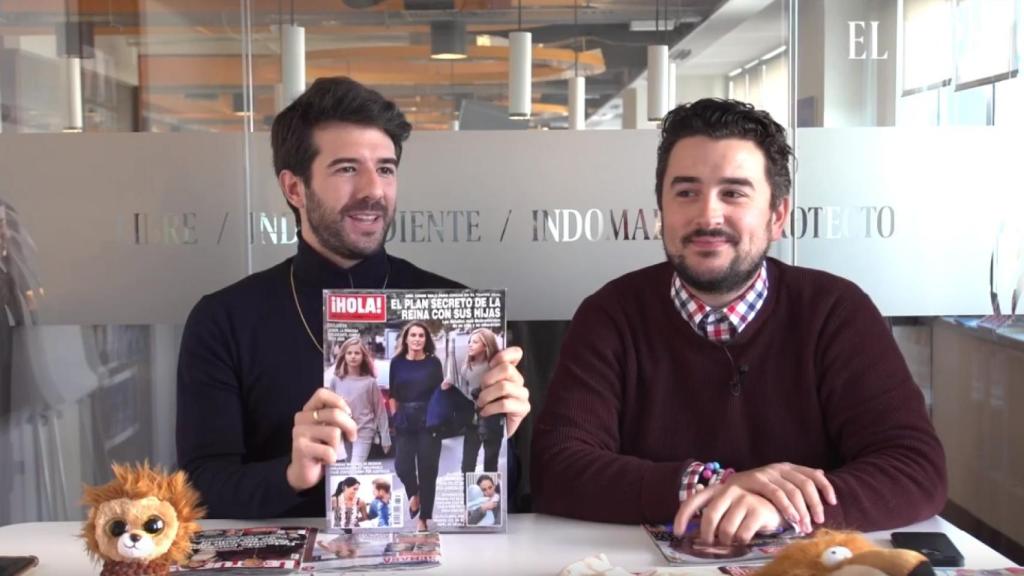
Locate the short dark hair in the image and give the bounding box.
[655,99,792,210]
[271,76,412,226]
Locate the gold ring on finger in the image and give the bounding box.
[313,409,320,423]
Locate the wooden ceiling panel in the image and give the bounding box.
[138,45,603,88]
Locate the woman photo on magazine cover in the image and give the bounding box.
[332,477,369,530]
[451,328,504,473]
[389,320,444,532]
[466,474,501,526]
[330,336,391,463]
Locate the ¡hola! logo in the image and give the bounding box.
[326,294,386,322]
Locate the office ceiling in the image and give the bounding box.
[0,0,726,130]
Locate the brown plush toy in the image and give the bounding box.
[81,462,205,576]
[754,530,935,576]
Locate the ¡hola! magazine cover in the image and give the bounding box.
[322,289,508,534]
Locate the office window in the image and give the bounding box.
[954,0,1018,89]
[945,83,992,125]
[903,0,954,94]
[0,3,249,133]
[722,49,787,124]
[898,89,940,126]
[901,0,1022,126]
[994,76,1024,126]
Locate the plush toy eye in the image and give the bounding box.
[820,546,853,567]
[143,516,165,535]
[107,520,128,537]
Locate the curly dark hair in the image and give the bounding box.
[271,76,411,226]
[655,98,792,210]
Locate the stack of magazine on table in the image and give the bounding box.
[647,522,1023,576]
[301,531,441,573]
[717,564,1024,575]
[644,522,801,567]
[169,527,312,574]
[169,527,441,573]
[937,565,1024,569]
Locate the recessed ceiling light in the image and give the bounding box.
[761,45,786,60]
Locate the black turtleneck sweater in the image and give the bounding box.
[176,238,461,518]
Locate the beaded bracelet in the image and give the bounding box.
[678,460,736,502]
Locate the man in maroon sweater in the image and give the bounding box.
[531,99,946,545]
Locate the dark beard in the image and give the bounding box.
[305,187,391,262]
[665,228,768,296]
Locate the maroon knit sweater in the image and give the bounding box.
[532,258,946,531]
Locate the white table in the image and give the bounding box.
[0,514,1016,575]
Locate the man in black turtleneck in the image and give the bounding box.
[176,77,531,519]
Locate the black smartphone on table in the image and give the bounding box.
[891,531,965,568]
[0,556,38,576]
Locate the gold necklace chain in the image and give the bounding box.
[289,261,390,354]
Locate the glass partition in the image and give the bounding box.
[1,4,1022,549]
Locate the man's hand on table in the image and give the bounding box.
[724,463,836,534]
[673,462,837,544]
[674,483,784,545]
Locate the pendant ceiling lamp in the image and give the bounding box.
[64,55,83,132]
[58,8,92,132]
[431,20,468,60]
[508,0,531,119]
[449,60,461,130]
[568,0,585,129]
[668,61,677,109]
[281,1,306,107]
[646,0,669,121]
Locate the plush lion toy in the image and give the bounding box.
[81,462,205,576]
[755,530,934,576]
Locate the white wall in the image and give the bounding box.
[675,74,727,105]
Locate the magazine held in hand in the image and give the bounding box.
[322,289,508,533]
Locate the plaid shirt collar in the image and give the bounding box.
[671,262,769,343]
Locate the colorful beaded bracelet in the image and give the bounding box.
[678,460,736,502]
